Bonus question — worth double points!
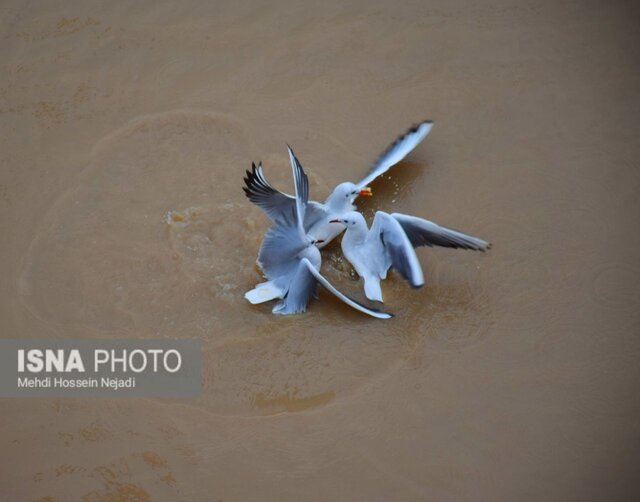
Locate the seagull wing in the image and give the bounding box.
[272,259,318,315]
[356,120,433,190]
[391,213,491,251]
[243,162,296,225]
[257,223,307,280]
[372,211,425,288]
[243,162,327,229]
[301,258,394,319]
[288,145,309,242]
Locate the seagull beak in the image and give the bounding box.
[315,239,325,244]
[358,187,373,196]
[329,219,341,224]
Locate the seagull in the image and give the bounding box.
[244,148,393,319]
[330,211,491,302]
[243,121,433,247]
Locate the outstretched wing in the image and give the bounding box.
[272,259,318,315]
[288,145,308,242]
[372,212,424,288]
[243,161,327,229]
[356,120,433,190]
[391,213,491,251]
[243,162,297,225]
[301,258,394,319]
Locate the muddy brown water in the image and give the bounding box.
[1,1,639,500]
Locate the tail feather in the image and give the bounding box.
[272,300,307,315]
[244,281,284,304]
[364,276,383,303]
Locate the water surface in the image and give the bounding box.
[1,1,639,500]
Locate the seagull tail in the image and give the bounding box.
[244,281,284,304]
[364,276,384,303]
[272,300,307,316]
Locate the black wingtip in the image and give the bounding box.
[411,120,433,132]
[368,308,394,319]
[341,292,394,319]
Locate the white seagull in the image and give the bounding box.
[330,211,491,302]
[243,121,433,247]
[244,149,393,318]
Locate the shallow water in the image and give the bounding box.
[1,1,639,500]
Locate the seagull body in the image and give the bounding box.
[243,121,433,248]
[244,148,392,319]
[332,211,491,303]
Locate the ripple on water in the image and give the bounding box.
[20,110,454,417]
[19,111,259,337]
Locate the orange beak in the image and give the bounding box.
[358,187,373,196]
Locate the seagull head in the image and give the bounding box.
[329,211,367,230]
[327,182,372,210]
